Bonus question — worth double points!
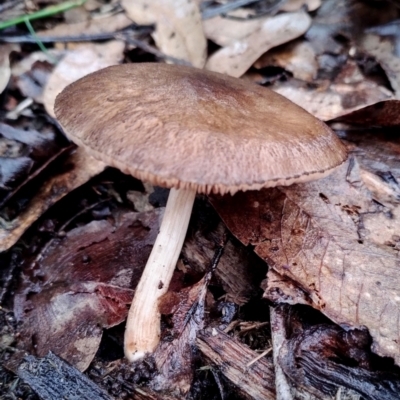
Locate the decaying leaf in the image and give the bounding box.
[211,128,400,365]
[152,274,209,396]
[331,99,400,127]
[121,0,206,67]
[43,41,125,117]
[0,148,106,252]
[277,305,400,399]
[14,209,162,371]
[206,11,312,77]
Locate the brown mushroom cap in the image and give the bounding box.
[54,63,347,195]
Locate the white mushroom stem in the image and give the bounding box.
[124,187,197,362]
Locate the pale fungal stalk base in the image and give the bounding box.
[124,188,197,362]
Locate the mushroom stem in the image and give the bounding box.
[124,187,197,362]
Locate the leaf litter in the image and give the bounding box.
[2,0,400,398]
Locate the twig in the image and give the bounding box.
[115,32,192,66]
[246,347,272,367]
[221,0,287,20]
[0,26,152,44]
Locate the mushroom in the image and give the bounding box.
[54,63,347,362]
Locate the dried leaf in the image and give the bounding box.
[361,34,400,98]
[280,0,321,12]
[14,61,53,103]
[15,209,162,371]
[43,41,125,117]
[37,13,133,37]
[206,11,312,77]
[152,276,209,396]
[254,40,318,82]
[0,148,106,252]
[203,9,266,47]
[273,77,393,121]
[330,99,400,127]
[211,131,400,364]
[0,44,19,95]
[121,0,206,67]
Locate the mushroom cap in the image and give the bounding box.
[54,63,347,195]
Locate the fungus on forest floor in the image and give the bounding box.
[54,63,347,362]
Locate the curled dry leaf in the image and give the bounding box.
[206,11,312,77]
[254,40,318,82]
[273,61,393,120]
[14,209,162,371]
[121,0,206,67]
[0,44,19,95]
[37,13,133,38]
[43,41,125,117]
[361,34,400,99]
[0,148,106,252]
[211,129,400,364]
[330,99,400,127]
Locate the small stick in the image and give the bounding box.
[246,347,272,367]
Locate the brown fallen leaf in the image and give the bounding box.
[121,0,206,67]
[211,131,400,364]
[43,41,125,117]
[331,99,400,127]
[206,11,312,77]
[0,148,106,252]
[152,275,209,396]
[14,209,162,371]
